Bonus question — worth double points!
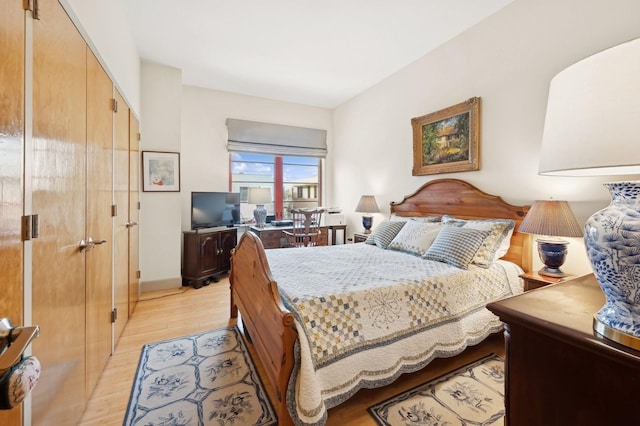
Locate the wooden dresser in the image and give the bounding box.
[487,273,640,425]
[182,228,237,288]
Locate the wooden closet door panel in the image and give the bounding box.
[85,48,113,397]
[113,89,129,342]
[31,1,87,424]
[0,2,24,425]
[129,114,140,317]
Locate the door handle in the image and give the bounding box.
[125,221,138,228]
[80,237,107,252]
[79,239,90,252]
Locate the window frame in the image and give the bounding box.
[230,153,322,221]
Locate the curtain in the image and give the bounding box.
[226,118,327,157]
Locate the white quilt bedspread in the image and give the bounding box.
[265,243,523,425]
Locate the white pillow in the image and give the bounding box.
[387,221,443,256]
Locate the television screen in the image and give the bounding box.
[191,192,240,230]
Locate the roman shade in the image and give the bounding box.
[226,118,327,157]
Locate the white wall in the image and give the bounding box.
[136,83,333,288]
[180,87,333,230]
[331,0,640,276]
[139,63,183,285]
[63,0,141,115]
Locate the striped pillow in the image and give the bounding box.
[364,220,406,249]
[422,226,490,269]
[442,215,515,266]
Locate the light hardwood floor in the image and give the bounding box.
[80,276,505,425]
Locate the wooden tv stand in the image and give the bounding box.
[182,227,237,288]
[487,273,640,425]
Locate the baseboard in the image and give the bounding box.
[140,277,182,293]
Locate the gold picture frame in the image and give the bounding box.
[412,97,480,176]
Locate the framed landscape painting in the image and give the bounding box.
[412,97,480,176]
[142,151,181,192]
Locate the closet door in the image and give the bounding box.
[0,2,24,425]
[31,1,87,423]
[129,114,140,317]
[85,48,113,397]
[113,89,129,342]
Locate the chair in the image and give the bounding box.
[283,208,325,247]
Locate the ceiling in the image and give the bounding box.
[123,0,513,108]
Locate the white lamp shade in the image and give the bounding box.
[355,195,380,214]
[539,37,640,176]
[518,200,583,238]
[248,187,271,204]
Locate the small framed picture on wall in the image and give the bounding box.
[142,151,180,192]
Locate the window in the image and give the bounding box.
[231,153,321,222]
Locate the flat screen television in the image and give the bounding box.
[191,192,240,230]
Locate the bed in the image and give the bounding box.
[229,178,532,425]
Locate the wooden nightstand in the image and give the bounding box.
[487,273,640,425]
[352,232,369,243]
[519,271,573,291]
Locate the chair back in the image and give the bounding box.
[283,208,325,247]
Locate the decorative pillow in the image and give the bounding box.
[422,226,491,269]
[442,215,516,266]
[364,220,406,249]
[387,221,443,256]
[390,213,440,223]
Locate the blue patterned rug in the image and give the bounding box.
[124,326,277,425]
[368,354,505,426]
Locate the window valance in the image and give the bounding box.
[226,118,327,158]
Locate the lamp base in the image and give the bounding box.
[536,239,569,278]
[253,204,267,228]
[593,315,640,351]
[586,181,640,348]
[538,267,568,278]
[362,216,373,234]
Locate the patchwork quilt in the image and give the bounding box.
[265,243,523,425]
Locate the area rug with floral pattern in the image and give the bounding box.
[368,354,505,426]
[124,326,277,425]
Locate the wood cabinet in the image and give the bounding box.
[0,2,140,424]
[0,3,24,425]
[182,228,237,288]
[85,48,114,399]
[128,113,141,318]
[249,225,329,248]
[114,89,141,342]
[487,274,640,425]
[31,2,90,422]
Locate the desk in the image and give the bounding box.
[487,274,640,425]
[250,225,329,249]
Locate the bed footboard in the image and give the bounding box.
[230,231,297,426]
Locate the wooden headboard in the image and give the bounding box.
[390,178,531,272]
